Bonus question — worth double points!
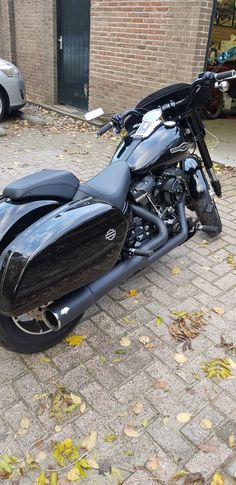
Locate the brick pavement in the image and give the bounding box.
[0,109,236,484]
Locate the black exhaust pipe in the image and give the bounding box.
[43,202,188,331]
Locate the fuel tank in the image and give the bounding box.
[112,123,189,174]
[0,197,128,316]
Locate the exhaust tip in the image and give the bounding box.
[42,309,62,332]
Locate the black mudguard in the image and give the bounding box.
[182,156,209,202]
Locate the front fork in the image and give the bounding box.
[189,111,222,197]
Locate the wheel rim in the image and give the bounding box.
[12,307,52,336]
[0,97,2,116]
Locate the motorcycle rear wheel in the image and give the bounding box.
[0,310,84,353]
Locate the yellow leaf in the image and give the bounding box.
[104,433,118,443]
[176,413,192,423]
[111,466,123,484]
[211,471,224,485]
[202,239,209,246]
[145,454,159,472]
[132,400,143,415]
[70,393,81,405]
[35,471,49,485]
[87,458,99,469]
[67,467,81,481]
[64,335,85,346]
[228,358,236,369]
[201,419,213,430]
[194,373,201,380]
[63,438,73,449]
[78,458,91,469]
[80,402,86,413]
[213,307,224,316]
[81,431,97,451]
[142,417,149,428]
[139,335,150,345]
[172,469,188,480]
[174,353,187,365]
[55,425,62,433]
[128,289,138,297]
[171,266,181,275]
[124,425,140,438]
[171,310,188,318]
[119,336,131,347]
[18,416,30,436]
[37,451,47,462]
[50,472,57,485]
[155,315,164,326]
[229,434,235,448]
[40,357,51,363]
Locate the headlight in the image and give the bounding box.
[0,65,20,77]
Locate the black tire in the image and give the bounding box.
[201,89,223,120]
[0,90,6,121]
[193,191,222,237]
[0,313,84,354]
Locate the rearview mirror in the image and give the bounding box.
[85,108,104,121]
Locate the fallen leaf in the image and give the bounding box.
[50,472,58,485]
[124,425,140,438]
[193,373,201,380]
[176,413,192,423]
[202,239,209,246]
[198,438,218,453]
[119,336,131,347]
[228,358,236,369]
[142,417,149,428]
[139,335,150,345]
[70,393,81,405]
[112,357,122,364]
[67,467,81,482]
[18,416,30,436]
[201,358,233,380]
[229,434,235,448]
[153,380,168,390]
[37,451,47,462]
[128,289,138,297]
[171,266,181,275]
[104,433,117,443]
[172,469,188,480]
[184,472,204,484]
[174,353,187,365]
[86,458,99,469]
[64,335,85,346]
[81,431,97,451]
[200,418,213,430]
[163,416,169,427]
[132,400,143,415]
[210,471,224,485]
[111,466,123,484]
[213,307,224,316]
[55,425,62,433]
[35,472,49,485]
[155,315,164,326]
[40,357,51,363]
[80,402,86,413]
[145,454,159,472]
[171,310,188,318]
[0,454,18,480]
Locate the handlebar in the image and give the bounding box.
[214,69,236,81]
[97,121,114,136]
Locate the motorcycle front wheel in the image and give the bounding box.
[193,189,222,237]
[0,309,84,353]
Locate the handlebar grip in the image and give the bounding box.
[97,121,113,136]
[214,69,236,81]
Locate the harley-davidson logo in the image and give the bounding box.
[105,228,116,241]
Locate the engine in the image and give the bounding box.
[125,168,185,253]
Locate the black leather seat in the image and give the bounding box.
[3,170,80,201]
[74,161,131,211]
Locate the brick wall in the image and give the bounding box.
[0,0,57,105]
[89,0,214,112]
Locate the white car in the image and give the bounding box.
[0,58,26,121]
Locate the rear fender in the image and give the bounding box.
[182,156,209,201]
[0,198,60,253]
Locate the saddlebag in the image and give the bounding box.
[0,197,128,316]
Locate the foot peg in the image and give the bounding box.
[129,248,154,257]
[196,223,218,235]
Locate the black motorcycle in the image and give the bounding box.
[0,69,235,353]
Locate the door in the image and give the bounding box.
[57,0,90,110]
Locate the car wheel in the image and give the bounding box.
[0,91,6,121]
